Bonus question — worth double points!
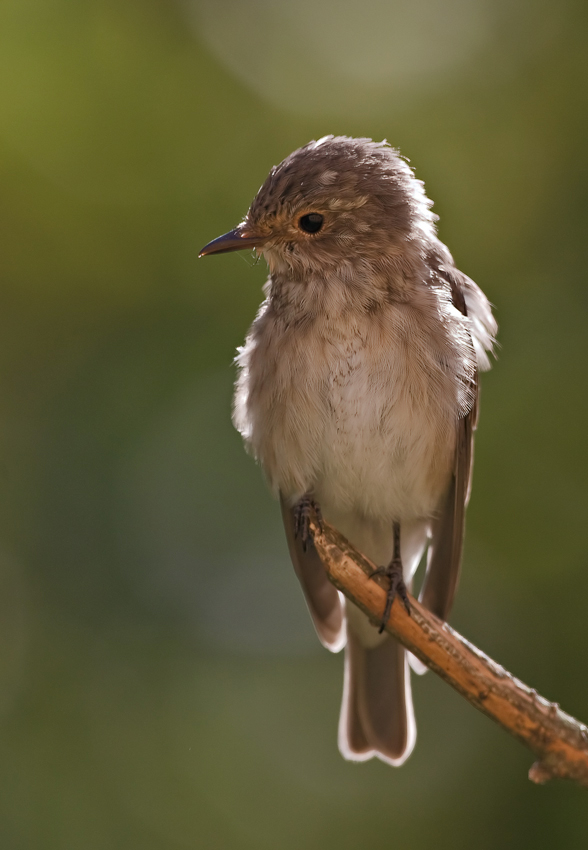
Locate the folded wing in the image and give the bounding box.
[280,496,346,652]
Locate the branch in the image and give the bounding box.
[309,517,588,787]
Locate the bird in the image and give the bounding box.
[199,136,496,766]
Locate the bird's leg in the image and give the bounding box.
[293,494,323,552]
[370,521,411,633]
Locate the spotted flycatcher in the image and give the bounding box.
[200,136,496,766]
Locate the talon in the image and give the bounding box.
[293,495,322,551]
[314,501,324,533]
[370,557,411,633]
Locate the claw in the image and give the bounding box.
[294,495,322,552]
[370,558,411,633]
[313,501,324,534]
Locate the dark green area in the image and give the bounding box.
[0,1,587,846]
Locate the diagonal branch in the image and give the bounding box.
[309,517,588,787]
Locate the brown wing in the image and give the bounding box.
[418,267,478,621]
[419,393,476,620]
[280,496,346,652]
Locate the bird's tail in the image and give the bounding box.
[338,621,416,766]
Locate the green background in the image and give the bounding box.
[1,0,587,846]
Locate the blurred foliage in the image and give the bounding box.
[0,0,587,847]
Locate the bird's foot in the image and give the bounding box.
[370,558,411,633]
[294,495,323,551]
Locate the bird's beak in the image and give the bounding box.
[198,224,267,258]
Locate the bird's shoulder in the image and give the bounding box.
[425,242,497,373]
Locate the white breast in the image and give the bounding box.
[314,313,456,525]
[235,287,463,531]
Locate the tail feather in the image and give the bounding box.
[339,625,416,766]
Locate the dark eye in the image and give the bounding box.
[298,213,324,234]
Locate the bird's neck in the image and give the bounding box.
[266,256,421,322]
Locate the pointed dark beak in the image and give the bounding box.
[198,225,267,258]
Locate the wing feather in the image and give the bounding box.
[419,394,475,620]
[418,264,482,621]
[280,496,346,652]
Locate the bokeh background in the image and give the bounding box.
[0,0,587,847]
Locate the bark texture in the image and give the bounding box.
[309,517,588,787]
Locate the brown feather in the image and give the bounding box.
[419,405,474,620]
[340,626,414,764]
[280,496,345,652]
[219,137,497,765]
[418,268,478,621]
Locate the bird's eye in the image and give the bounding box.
[298,213,324,234]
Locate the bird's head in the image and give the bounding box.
[200,136,437,280]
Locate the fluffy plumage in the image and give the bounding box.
[209,136,496,765]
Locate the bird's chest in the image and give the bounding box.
[323,332,380,461]
[326,331,369,434]
[313,322,456,520]
[238,303,456,520]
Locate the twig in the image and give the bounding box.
[309,517,588,787]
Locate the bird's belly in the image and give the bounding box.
[314,364,455,524]
[238,307,458,524]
